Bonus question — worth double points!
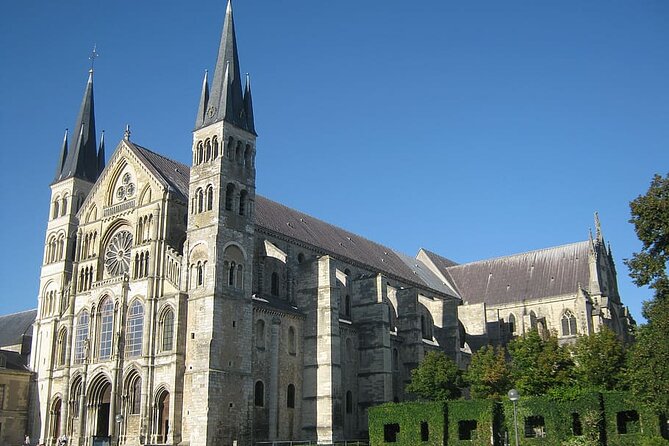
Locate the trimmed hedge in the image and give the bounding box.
[447,399,500,446]
[368,392,668,446]
[369,401,447,446]
[601,392,669,446]
[501,393,602,446]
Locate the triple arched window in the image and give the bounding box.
[194,137,220,165]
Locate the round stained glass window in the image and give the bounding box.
[104,230,133,276]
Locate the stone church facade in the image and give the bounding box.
[30,2,633,446]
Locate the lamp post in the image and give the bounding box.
[508,389,520,446]
[115,414,124,446]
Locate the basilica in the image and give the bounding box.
[30,2,634,446]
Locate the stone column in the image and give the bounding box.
[268,316,281,440]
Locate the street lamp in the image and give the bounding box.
[508,389,520,446]
[115,414,124,446]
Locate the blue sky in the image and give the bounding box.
[1,1,667,323]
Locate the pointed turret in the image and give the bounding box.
[200,0,249,131]
[54,129,69,182]
[57,70,98,183]
[97,131,106,175]
[594,211,603,244]
[195,70,210,128]
[243,73,256,134]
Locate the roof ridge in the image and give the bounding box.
[131,142,190,171]
[0,308,37,318]
[447,240,590,269]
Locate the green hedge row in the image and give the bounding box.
[368,392,669,446]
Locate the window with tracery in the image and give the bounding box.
[98,298,114,360]
[125,300,144,357]
[561,310,577,336]
[104,230,133,277]
[74,311,89,363]
[161,309,174,352]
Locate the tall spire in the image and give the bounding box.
[97,131,106,175]
[56,70,98,183]
[199,0,251,132]
[195,70,210,128]
[54,129,69,182]
[594,211,603,243]
[243,73,256,134]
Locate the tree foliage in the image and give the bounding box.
[464,344,511,400]
[406,351,462,401]
[625,173,669,295]
[571,327,626,391]
[507,329,574,396]
[625,297,669,412]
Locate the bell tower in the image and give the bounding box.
[182,1,257,445]
[33,68,105,442]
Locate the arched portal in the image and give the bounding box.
[88,374,112,438]
[155,389,170,443]
[50,397,62,441]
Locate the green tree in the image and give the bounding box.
[406,351,462,401]
[465,344,511,399]
[624,173,669,294]
[626,297,669,412]
[623,173,669,412]
[507,330,574,396]
[571,327,626,391]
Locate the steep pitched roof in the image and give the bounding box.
[428,241,592,305]
[0,309,36,348]
[126,142,190,202]
[254,196,453,295]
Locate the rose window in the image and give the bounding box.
[104,230,133,276]
[116,173,136,201]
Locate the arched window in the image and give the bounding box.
[206,185,213,211]
[74,310,89,364]
[244,144,252,168]
[346,390,353,414]
[225,183,235,211]
[52,199,60,219]
[346,337,353,363]
[70,376,82,418]
[297,253,305,264]
[56,329,67,366]
[508,313,516,334]
[561,310,577,336]
[228,261,236,287]
[196,142,203,165]
[235,142,243,164]
[156,390,170,443]
[126,372,142,415]
[344,295,351,318]
[288,326,296,355]
[227,137,234,160]
[126,300,144,357]
[98,298,114,360]
[255,319,265,349]
[196,188,204,213]
[530,311,538,329]
[196,262,204,287]
[271,272,279,296]
[161,309,174,352]
[61,194,68,216]
[205,139,211,161]
[421,314,432,340]
[239,189,248,216]
[393,348,399,371]
[212,136,219,159]
[287,384,295,408]
[236,264,244,290]
[254,381,264,407]
[50,397,62,440]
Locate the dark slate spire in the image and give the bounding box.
[57,70,98,183]
[54,129,69,182]
[243,73,256,135]
[195,70,210,128]
[97,131,106,175]
[201,0,248,131]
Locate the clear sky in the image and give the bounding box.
[0,1,667,323]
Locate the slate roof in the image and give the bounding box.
[0,309,37,348]
[127,142,190,202]
[252,295,305,317]
[424,241,592,306]
[254,196,453,295]
[0,349,31,371]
